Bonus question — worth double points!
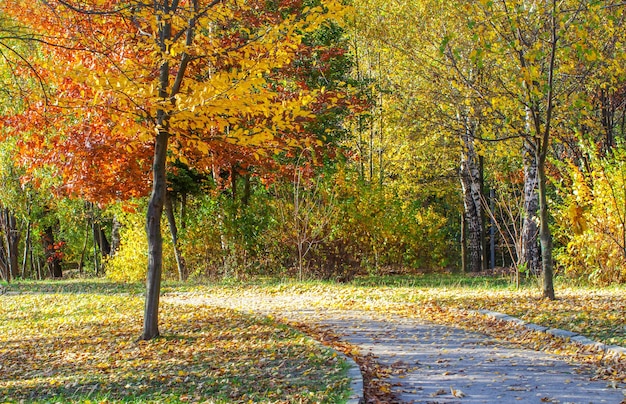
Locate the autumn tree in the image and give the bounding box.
[457,0,626,298]
[1,0,347,339]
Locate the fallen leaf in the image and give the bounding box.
[451,386,466,398]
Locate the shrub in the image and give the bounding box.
[554,151,626,285]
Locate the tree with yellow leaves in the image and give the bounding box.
[1,0,348,339]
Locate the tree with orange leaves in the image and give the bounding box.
[1,0,348,340]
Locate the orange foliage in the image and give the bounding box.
[0,0,351,204]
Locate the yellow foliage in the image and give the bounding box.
[106,208,179,282]
[106,212,148,282]
[555,157,626,285]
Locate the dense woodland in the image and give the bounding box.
[1,1,626,334]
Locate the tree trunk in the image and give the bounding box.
[140,129,169,341]
[140,0,196,340]
[94,224,111,257]
[537,0,557,301]
[92,220,100,275]
[43,225,62,278]
[110,215,121,256]
[78,220,89,274]
[537,157,555,299]
[165,192,187,281]
[8,211,19,280]
[489,188,496,269]
[0,208,20,281]
[460,214,467,272]
[521,140,541,275]
[459,120,483,273]
[21,219,31,278]
[0,248,7,282]
[479,156,488,270]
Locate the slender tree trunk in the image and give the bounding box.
[92,220,100,275]
[110,215,121,256]
[369,114,374,184]
[7,210,19,280]
[1,208,20,281]
[36,256,42,280]
[165,192,187,281]
[489,188,496,269]
[479,156,488,270]
[459,120,483,272]
[43,226,62,278]
[460,214,467,272]
[354,38,365,182]
[78,220,90,275]
[94,225,111,257]
[521,140,541,275]
[141,129,169,340]
[21,219,31,278]
[537,156,555,299]
[0,249,7,282]
[537,0,557,300]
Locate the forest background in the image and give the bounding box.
[1,0,626,304]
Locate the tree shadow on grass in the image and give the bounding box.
[0,302,349,403]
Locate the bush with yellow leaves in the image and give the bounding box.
[105,206,177,282]
[554,150,626,285]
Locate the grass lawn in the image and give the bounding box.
[0,282,351,403]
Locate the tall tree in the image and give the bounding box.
[2,0,346,339]
[462,0,626,299]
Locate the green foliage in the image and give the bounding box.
[177,186,281,279]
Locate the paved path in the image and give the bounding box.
[165,293,626,404]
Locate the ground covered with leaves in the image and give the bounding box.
[0,287,350,403]
[2,276,625,403]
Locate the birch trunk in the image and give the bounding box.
[521,140,541,275]
[459,121,483,273]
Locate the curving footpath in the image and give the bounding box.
[166,293,626,404]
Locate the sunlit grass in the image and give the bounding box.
[0,289,351,403]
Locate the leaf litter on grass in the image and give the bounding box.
[0,293,350,403]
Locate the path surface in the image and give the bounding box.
[165,293,626,404]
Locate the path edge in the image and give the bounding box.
[335,348,364,404]
[291,330,363,404]
[474,309,626,358]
